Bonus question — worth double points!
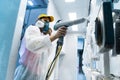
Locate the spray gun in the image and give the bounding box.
[54,18,87,30]
[54,18,88,45]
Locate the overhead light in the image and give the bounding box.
[28,1,34,6]
[72,25,78,31]
[68,12,78,31]
[68,12,77,20]
[65,0,75,2]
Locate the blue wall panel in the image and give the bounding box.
[0,0,20,80]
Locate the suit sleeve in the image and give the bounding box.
[24,25,52,52]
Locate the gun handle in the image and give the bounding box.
[57,36,64,45]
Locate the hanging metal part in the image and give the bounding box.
[95,2,114,53]
[112,9,120,55]
[95,17,102,46]
[113,17,120,55]
[112,9,120,22]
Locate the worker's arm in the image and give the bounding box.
[25,25,52,52]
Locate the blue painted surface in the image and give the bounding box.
[77,73,86,80]
[0,0,20,80]
[78,38,84,50]
[26,8,47,26]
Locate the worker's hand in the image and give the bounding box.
[55,26,67,38]
[50,26,67,42]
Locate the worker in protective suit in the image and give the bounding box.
[14,14,67,80]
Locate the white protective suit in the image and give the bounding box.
[14,25,52,80]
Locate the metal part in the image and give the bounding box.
[112,9,120,22]
[95,2,114,53]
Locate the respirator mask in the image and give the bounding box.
[35,20,44,28]
[35,20,50,34]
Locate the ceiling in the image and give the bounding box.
[52,0,90,21]
[52,0,90,34]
